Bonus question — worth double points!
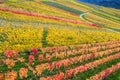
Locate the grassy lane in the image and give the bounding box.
[42,1,83,15]
[42,27,48,48]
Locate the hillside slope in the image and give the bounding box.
[0,0,120,80]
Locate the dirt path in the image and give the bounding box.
[80,12,92,24]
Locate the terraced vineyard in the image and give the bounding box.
[0,0,120,80]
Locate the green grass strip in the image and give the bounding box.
[42,1,83,15]
[42,27,48,48]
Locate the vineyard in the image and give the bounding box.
[0,0,120,80]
